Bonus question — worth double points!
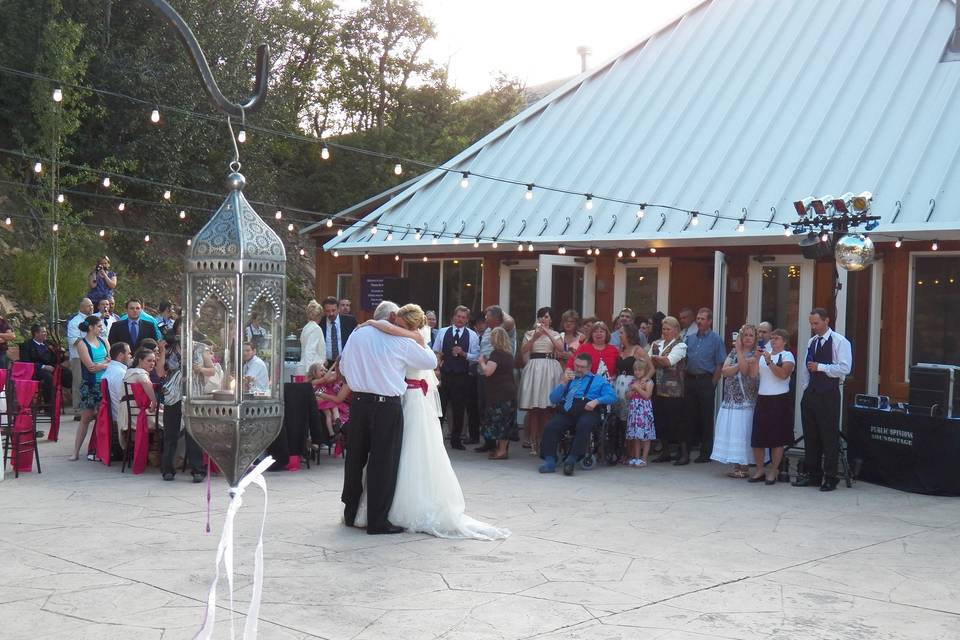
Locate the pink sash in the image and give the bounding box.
[12,379,39,472]
[93,378,111,465]
[0,368,7,391]
[47,365,62,441]
[11,361,33,381]
[130,383,152,475]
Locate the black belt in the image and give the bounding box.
[686,372,713,379]
[528,353,552,360]
[352,392,402,405]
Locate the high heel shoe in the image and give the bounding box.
[747,474,766,483]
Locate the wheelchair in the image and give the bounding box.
[556,404,618,470]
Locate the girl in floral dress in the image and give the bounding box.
[625,354,656,466]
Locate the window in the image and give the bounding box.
[508,268,537,330]
[761,264,802,348]
[624,267,658,318]
[403,259,483,323]
[336,274,353,302]
[911,256,960,366]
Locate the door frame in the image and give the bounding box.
[498,259,539,316]
[538,255,597,318]
[612,257,671,318]
[867,259,883,394]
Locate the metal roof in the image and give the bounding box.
[326,0,960,254]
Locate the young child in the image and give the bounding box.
[625,354,656,467]
[310,362,350,439]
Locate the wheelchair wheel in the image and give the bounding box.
[580,454,595,470]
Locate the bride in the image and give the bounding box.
[353,304,509,541]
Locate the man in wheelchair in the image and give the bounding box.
[539,352,616,476]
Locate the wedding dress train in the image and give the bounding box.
[353,331,509,541]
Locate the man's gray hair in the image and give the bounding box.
[374,300,399,320]
[758,321,773,332]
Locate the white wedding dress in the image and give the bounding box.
[354,328,510,541]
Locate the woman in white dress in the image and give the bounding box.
[711,324,760,477]
[297,299,326,377]
[354,304,510,541]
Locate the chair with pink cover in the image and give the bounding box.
[2,378,41,478]
[122,381,158,474]
[10,360,62,442]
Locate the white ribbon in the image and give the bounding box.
[195,456,274,640]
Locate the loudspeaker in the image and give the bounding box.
[799,235,833,260]
[909,364,960,418]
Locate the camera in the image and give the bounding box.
[731,331,739,342]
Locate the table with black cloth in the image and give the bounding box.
[847,406,960,496]
[267,382,325,470]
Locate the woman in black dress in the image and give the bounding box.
[750,329,796,484]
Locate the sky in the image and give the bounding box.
[417,0,703,95]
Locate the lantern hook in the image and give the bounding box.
[138,0,269,117]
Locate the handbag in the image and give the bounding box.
[654,339,686,398]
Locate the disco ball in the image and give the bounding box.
[834,233,875,271]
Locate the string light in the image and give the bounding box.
[364,252,370,260]
[691,212,700,226]
[821,231,830,243]
[186,239,192,246]
[332,250,339,257]
[460,172,470,188]
[895,237,902,248]
[617,250,623,258]
[737,218,745,233]
[237,127,247,143]
[275,210,282,220]
[320,142,330,160]
[453,236,461,245]
[163,189,171,200]
[101,175,111,188]
[422,255,428,262]
[492,240,498,249]
[144,233,150,242]
[527,242,534,252]
[98,228,105,237]
[394,162,402,176]
[386,232,393,241]
[33,161,42,173]
[650,247,657,254]
[630,250,636,258]
[932,239,939,251]
[337,228,343,236]
[558,245,566,255]
[594,247,600,256]
[783,224,791,237]
[586,247,593,256]
[326,218,333,228]
[150,107,160,124]
[52,223,59,232]
[518,243,524,252]
[56,193,65,203]
[415,229,422,240]
[179,209,186,219]
[370,225,378,235]
[395,254,400,261]
[525,184,534,200]
[117,202,125,212]
[431,235,438,245]
[3,217,11,226]
[299,247,306,256]
[52,87,62,102]
[287,222,294,232]
[585,195,594,210]
[636,205,645,219]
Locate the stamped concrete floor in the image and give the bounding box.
[2,426,960,640]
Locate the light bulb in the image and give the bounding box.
[179,209,186,219]
[33,161,42,173]
[525,185,534,200]
[585,195,593,210]
[364,252,370,260]
[118,202,125,212]
[432,236,438,245]
[558,246,566,254]
[299,248,306,256]
[326,218,333,228]
[422,256,428,262]
[163,189,171,200]
[237,128,247,143]
[460,173,470,188]
[783,225,791,237]
[4,217,11,226]
[527,242,534,252]
[102,175,111,188]
[337,228,343,236]
[636,207,645,219]
[395,254,400,261]
[630,250,636,258]
[98,229,105,237]
[932,240,939,251]
[52,223,59,232]
[691,213,699,226]
[287,223,294,232]
[586,248,593,256]
[594,247,600,256]
[321,144,330,160]
[386,232,393,241]
[144,234,150,242]
[650,247,657,254]
[617,250,623,258]
[453,236,461,245]
[415,231,422,240]
[821,231,829,243]
[394,162,402,175]
[275,210,282,220]
[492,241,498,249]
[895,237,902,248]
[518,244,524,252]
[52,88,63,102]
[186,239,192,246]
[370,225,378,235]
[333,250,339,257]
[473,239,479,248]
[150,108,160,123]
[57,193,65,203]
[737,220,745,233]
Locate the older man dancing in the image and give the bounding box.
[539,352,616,476]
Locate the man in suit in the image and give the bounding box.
[319,296,357,367]
[432,306,479,450]
[19,324,70,412]
[108,298,155,351]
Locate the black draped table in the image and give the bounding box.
[847,406,960,495]
[267,382,325,470]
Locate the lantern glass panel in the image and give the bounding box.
[243,296,280,398]
[193,295,237,402]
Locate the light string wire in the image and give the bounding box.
[1,65,932,251]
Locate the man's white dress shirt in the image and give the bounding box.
[339,326,437,397]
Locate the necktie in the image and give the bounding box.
[129,320,138,345]
[454,328,461,343]
[816,337,823,353]
[330,320,339,362]
[564,378,580,412]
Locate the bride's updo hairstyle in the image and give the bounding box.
[305,299,323,321]
[396,304,426,330]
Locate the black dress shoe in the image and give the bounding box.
[162,472,175,481]
[450,441,465,450]
[673,455,690,466]
[562,460,576,476]
[791,475,822,488]
[820,478,839,492]
[367,523,404,535]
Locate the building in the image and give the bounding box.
[304,0,960,407]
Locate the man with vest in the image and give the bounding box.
[539,352,616,476]
[793,307,852,492]
[432,305,479,450]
